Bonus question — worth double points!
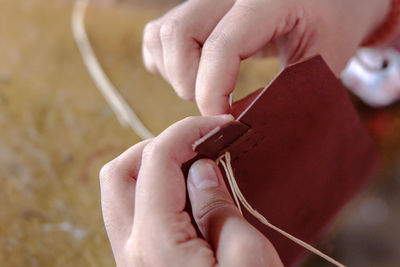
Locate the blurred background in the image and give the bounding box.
[0,0,399,266]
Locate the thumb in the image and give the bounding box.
[187,159,283,267]
[187,158,242,241]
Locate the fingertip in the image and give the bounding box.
[197,95,232,116]
[195,49,239,116]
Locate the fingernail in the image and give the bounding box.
[189,160,219,189]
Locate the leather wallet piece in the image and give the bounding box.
[189,55,378,265]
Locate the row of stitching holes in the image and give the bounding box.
[232,131,267,162]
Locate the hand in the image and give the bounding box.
[142,0,390,115]
[99,115,283,267]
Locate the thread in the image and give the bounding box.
[216,151,346,267]
[71,0,154,140]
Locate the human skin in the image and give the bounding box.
[99,115,283,267]
[142,0,391,115]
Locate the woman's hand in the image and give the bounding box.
[142,0,390,115]
[99,115,283,267]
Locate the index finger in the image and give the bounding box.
[134,115,233,220]
[195,0,284,115]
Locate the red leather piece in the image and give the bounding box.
[194,121,250,159]
[189,55,378,266]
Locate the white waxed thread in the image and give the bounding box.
[71,0,154,140]
[216,152,347,267]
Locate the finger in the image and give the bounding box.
[187,159,283,267]
[196,0,288,115]
[142,19,167,78]
[134,115,234,225]
[99,140,151,259]
[160,0,234,101]
[142,45,158,74]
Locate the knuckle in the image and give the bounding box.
[159,18,183,42]
[194,196,235,226]
[99,160,114,184]
[141,142,156,159]
[141,140,164,160]
[143,21,161,48]
[202,32,230,59]
[99,157,125,185]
